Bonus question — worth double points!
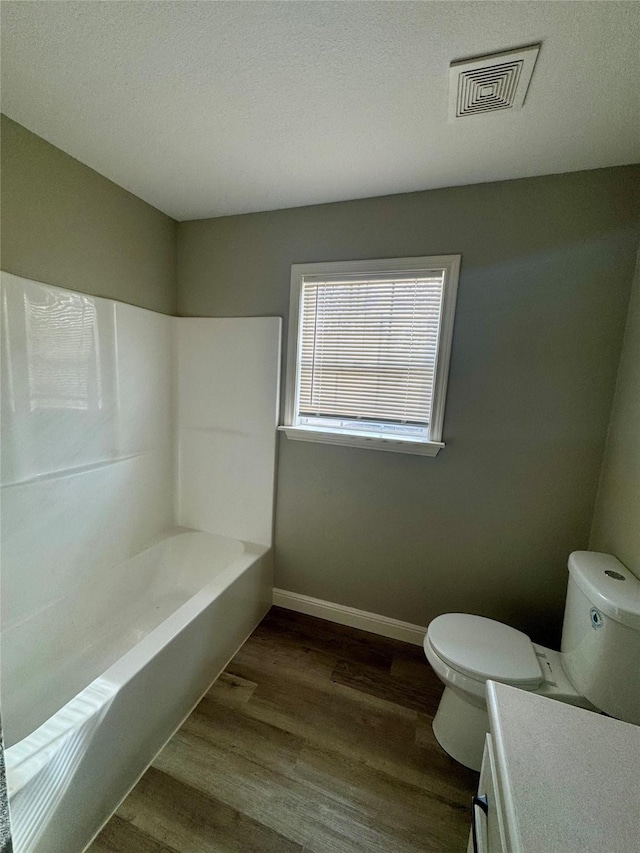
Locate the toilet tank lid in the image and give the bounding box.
[568,552,640,631]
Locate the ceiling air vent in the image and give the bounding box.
[449,44,540,120]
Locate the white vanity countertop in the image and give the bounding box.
[487,681,640,853]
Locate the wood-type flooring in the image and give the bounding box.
[90,607,478,853]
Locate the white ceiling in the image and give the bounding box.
[2,1,639,221]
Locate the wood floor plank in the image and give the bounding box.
[292,742,472,851]
[390,647,447,716]
[117,766,303,853]
[225,663,423,774]
[154,727,436,853]
[390,648,434,682]
[256,607,406,667]
[91,814,179,853]
[192,690,471,849]
[331,657,443,716]
[230,630,337,689]
[223,656,469,799]
[186,695,306,774]
[205,671,257,706]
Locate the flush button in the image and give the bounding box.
[604,570,625,580]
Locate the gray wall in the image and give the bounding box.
[590,248,640,574]
[1,116,177,314]
[178,166,640,645]
[3,116,637,642]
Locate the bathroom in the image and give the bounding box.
[1,2,639,852]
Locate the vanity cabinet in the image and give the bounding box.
[467,734,507,853]
[467,681,640,853]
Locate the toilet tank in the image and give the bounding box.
[561,552,640,724]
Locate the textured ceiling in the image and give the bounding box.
[1,1,639,221]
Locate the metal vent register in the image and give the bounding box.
[449,45,540,120]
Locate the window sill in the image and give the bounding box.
[278,425,444,456]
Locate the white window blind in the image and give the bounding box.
[297,271,446,433]
[282,256,460,456]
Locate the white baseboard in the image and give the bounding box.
[272,588,427,646]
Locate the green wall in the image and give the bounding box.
[1,116,177,314]
[591,248,640,573]
[178,166,640,645]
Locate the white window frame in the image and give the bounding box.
[279,255,461,456]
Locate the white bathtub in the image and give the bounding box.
[3,528,272,853]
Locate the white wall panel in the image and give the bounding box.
[0,273,174,634]
[175,317,281,546]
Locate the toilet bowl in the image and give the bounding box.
[423,614,594,770]
[423,552,640,771]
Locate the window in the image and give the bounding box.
[280,255,460,456]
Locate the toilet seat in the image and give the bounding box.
[426,613,543,689]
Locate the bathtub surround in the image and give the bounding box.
[590,248,640,574]
[0,116,177,314]
[0,272,281,852]
[178,165,640,646]
[1,274,174,651]
[176,317,281,546]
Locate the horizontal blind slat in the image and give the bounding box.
[297,272,444,426]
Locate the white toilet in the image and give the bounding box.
[424,551,640,770]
